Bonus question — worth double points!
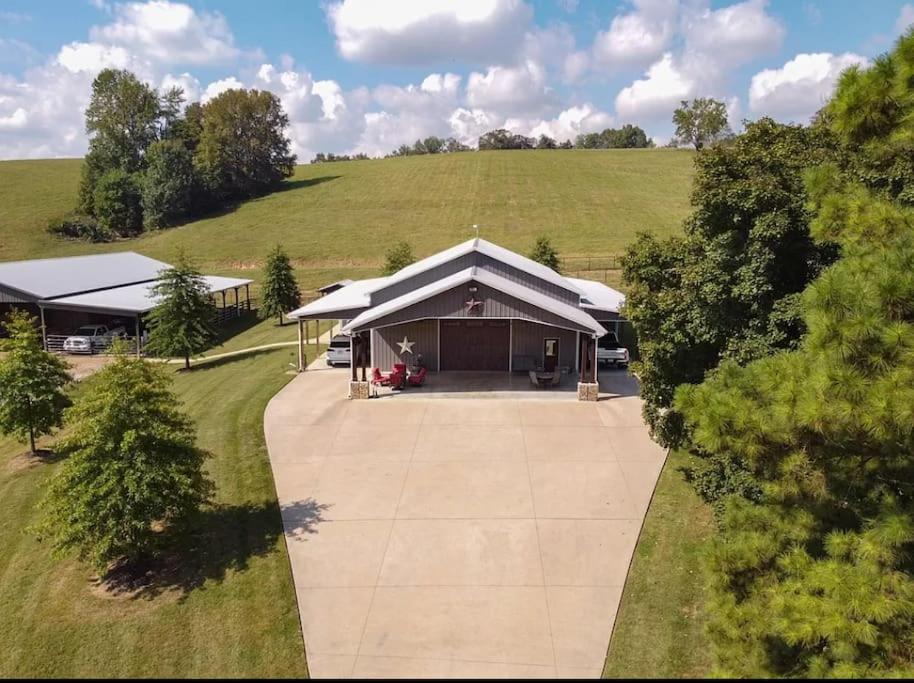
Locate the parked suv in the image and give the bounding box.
[62,323,126,354]
[326,334,352,366]
[596,332,629,368]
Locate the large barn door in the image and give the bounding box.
[440,319,510,371]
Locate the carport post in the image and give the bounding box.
[134,316,141,358]
[297,318,305,372]
[39,306,47,351]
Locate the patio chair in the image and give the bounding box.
[388,365,407,390]
[371,367,391,386]
[407,366,428,387]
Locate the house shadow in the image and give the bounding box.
[185,346,293,372]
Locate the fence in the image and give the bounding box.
[559,255,623,284]
[214,296,254,324]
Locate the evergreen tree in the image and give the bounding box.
[381,241,416,275]
[0,311,72,454]
[144,255,217,369]
[676,177,914,678]
[260,244,301,326]
[529,236,561,271]
[35,351,212,571]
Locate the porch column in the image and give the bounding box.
[350,335,357,381]
[135,315,142,358]
[589,336,598,383]
[39,306,47,351]
[297,318,305,371]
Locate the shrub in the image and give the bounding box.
[47,213,111,242]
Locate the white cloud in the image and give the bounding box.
[56,41,137,74]
[0,108,28,130]
[748,52,868,122]
[593,0,677,70]
[448,107,499,146]
[160,72,201,101]
[682,0,784,68]
[615,52,694,119]
[327,0,533,65]
[896,4,914,34]
[90,1,243,65]
[466,60,554,115]
[201,76,244,103]
[526,104,613,142]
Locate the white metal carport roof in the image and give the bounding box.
[0,252,171,300]
[39,275,253,315]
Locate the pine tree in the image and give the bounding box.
[0,310,72,454]
[260,244,301,326]
[529,236,560,271]
[35,351,212,571]
[144,254,217,369]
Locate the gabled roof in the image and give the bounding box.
[341,266,606,336]
[567,277,626,314]
[0,252,170,299]
[375,237,583,298]
[40,275,253,315]
[286,277,386,318]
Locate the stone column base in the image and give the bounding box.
[349,380,371,400]
[577,382,599,402]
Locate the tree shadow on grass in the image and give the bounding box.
[101,497,329,601]
[274,175,341,193]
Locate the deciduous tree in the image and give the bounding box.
[36,351,212,571]
[141,139,195,230]
[672,98,731,150]
[195,88,296,199]
[0,311,71,454]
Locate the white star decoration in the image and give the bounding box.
[397,336,415,354]
[464,297,483,314]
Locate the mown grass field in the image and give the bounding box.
[0,346,321,678]
[0,150,694,295]
[603,450,714,678]
[0,150,703,677]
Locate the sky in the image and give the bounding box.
[0,0,912,161]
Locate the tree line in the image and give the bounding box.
[310,123,655,162]
[51,68,296,242]
[623,32,914,677]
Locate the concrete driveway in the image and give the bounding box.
[264,367,667,679]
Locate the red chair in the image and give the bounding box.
[389,365,407,389]
[371,367,391,386]
[407,366,428,387]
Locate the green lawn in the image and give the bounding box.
[0,345,322,678]
[0,150,694,295]
[202,315,335,357]
[603,450,714,678]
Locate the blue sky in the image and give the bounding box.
[1,0,912,160]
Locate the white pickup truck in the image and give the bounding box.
[596,332,629,368]
[62,324,127,354]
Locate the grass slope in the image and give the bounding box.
[602,450,714,678]
[0,347,319,678]
[0,150,694,294]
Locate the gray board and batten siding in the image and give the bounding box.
[353,281,594,335]
[370,252,581,307]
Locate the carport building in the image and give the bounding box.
[0,252,252,354]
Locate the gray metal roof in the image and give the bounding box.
[0,252,171,299]
[39,275,253,315]
[341,266,607,337]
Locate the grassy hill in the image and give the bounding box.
[0,150,694,294]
